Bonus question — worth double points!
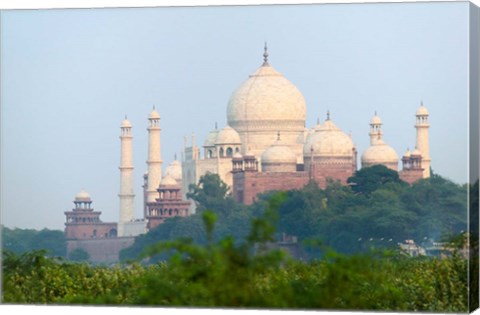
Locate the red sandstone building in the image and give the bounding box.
[146,174,191,230]
[64,190,136,264]
[64,190,117,239]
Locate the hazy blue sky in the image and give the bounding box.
[0,1,471,230]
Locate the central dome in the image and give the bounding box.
[227,65,306,127]
[225,47,307,159]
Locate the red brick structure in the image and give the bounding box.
[64,190,117,240]
[64,190,135,264]
[146,174,191,230]
[399,149,424,184]
[233,145,424,205]
[232,154,356,205]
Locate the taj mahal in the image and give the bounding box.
[64,45,431,263]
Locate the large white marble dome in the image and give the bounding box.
[225,47,307,159]
[227,65,306,125]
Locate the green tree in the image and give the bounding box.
[347,165,405,195]
[187,173,237,216]
[68,248,90,262]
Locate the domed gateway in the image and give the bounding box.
[227,44,307,162]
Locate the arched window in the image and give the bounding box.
[208,150,213,159]
[219,147,224,157]
[109,229,117,238]
[235,147,240,153]
[226,147,233,157]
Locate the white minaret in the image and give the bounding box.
[415,102,431,178]
[118,116,135,237]
[146,106,162,203]
[369,111,383,145]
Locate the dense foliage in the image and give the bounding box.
[2,206,469,312]
[2,226,66,257]
[276,167,467,255]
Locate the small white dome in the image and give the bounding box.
[411,148,422,156]
[403,149,411,158]
[204,128,220,147]
[304,119,354,158]
[149,107,160,119]
[262,142,297,165]
[215,125,241,145]
[165,160,182,182]
[370,115,382,125]
[309,122,323,134]
[121,118,132,128]
[361,142,398,169]
[261,137,297,172]
[416,104,429,116]
[159,174,178,187]
[75,189,91,201]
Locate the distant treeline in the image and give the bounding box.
[2,226,66,257]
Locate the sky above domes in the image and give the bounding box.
[1,1,473,230]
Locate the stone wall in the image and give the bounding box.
[233,171,310,205]
[66,237,135,264]
[65,222,117,240]
[399,169,424,184]
[232,163,355,205]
